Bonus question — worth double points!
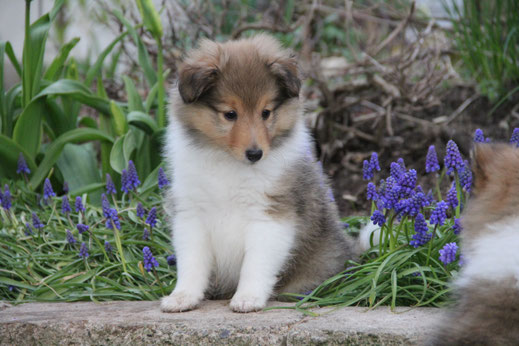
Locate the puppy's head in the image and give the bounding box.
[462,143,519,235]
[173,34,301,163]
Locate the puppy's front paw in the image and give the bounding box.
[160,291,201,313]
[230,294,267,313]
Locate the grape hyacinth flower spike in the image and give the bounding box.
[510,128,519,147]
[79,242,89,258]
[362,160,374,180]
[17,153,30,175]
[446,183,458,209]
[430,201,449,226]
[452,218,462,235]
[410,213,431,248]
[76,223,89,234]
[473,129,490,143]
[63,181,69,194]
[167,254,177,266]
[32,213,44,229]
[158,167,170,189]
[106,173,116,195]
[425,145,440,173]
[371,209,386,226]
[142,246,159,272]
[43,178,56,201]
[444,140,464,175]
[75,196,85,213]
[146,207,157,228]
[127,160,141,189]
[369,152,381,172]
[24,223,33,235]
[1,185,11,211]
[143,228,150,241]
[66,230,76,244]
[121,169,131,193]
[366,182,378,201]
[104,241,113,253]
[61,196,71,215]
[106,208,121,230]
[101,193,111,218]
[439,242,458,265]
[136,203,145,218]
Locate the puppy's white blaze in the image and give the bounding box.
[164,107,309,310]
[457,216,519,289]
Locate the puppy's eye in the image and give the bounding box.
[262,109,271,120]
[224,111,237,121]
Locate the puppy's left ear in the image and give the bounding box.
[269,56,301,99]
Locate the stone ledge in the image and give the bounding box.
[0,300,441,345]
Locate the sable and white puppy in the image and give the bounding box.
[160,34,357,313]
[430,143,519,345]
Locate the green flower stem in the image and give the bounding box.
[153,267,164,295]
[88,229,110,262]
[156,38,165,128]
[455,175,461,219]
[111,194,119,211]
[111,218,127,273]
[392,216,407,250]
[425,225,438,266]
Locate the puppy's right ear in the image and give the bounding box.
[178,63,219,104]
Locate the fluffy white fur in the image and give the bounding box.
[359,221,380,251]
[456,216,519,289]
[160,101,311,312]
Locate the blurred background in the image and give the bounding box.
[1,0,518,216]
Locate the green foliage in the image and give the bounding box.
[447,0,519,102]
[0,0,168,197]
[0,179,173,302]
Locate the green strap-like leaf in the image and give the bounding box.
[43,37,80,81]
[13,79,111,156]
[29,128,113,189]
[127,111,158,135]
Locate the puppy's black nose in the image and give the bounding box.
[245,149,263,163]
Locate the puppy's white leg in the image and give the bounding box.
[230,220,294,312]
[161,215,212,313]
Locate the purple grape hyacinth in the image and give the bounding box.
[146,207,157,228]
[511,128,519,147]
[1,185,11,211]
[370,152,381,172]
[101,193,111,218]
[158,167,170,189]
[371,209,386,226]
[439,242,458,265]
[105,208,121,230]
[61,196,71,215]
[459,163,473,193]
[66,230,76,244]
[473,129,490,143]
[104,241,113,253]
[121,169,131,193]
[446,183,458,209]
[425,145,440,173]
[136,203,145,218]
[452,218,462,235]
[430,201,449,226]
[24,223,33,235]
[366,182,378,201]
[43,178,56,201]
[17,153,30,175]
[142,228,150,241]
[32,213,44,229]
[167,254,177,266]
[444,140,464,175]
[127,160,141,188]
[409,213,431,248]
[76,223,89,234]
[106,173,116,195]
[63,182,69,194]
[142,246,159,272]
[79,242,89,258]
[75,196,85,213]
[362,160,374,180]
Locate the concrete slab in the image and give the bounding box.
[0,300,441,345]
